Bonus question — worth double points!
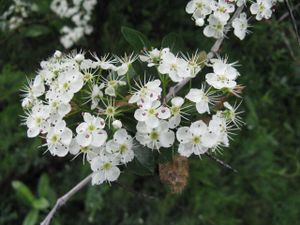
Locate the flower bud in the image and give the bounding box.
[54,50,62,58]
[195,18,204,27]
[112,120,122,129]
[75,53,85,63]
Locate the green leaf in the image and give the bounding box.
[161,32,184,52]
[23,209,39,225]
[121,26,151,51]
[130,142,155,176]
[33,198,49,210]
[37,174,49,198]
[24,25,51,38]
[12,181,35,206]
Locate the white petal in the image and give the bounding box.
[190,120,208,135]
[76,132,92,147]
[145,116,160,128]
[113,129,128,143]
[106,166,121,182]
[157,106,171,119]
[171,97,184,107]
[178,143,193,157]
[91,131,107,147]
[196,101,209,114]
[176,127,192,143]
[91,172,105,185]
[134,109,148,122]
[185,89,203,103]
[159,130,175,148]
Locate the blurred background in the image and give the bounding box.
[0,0,300,224]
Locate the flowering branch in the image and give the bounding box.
[165,6,244,102]
[40,174,92,225]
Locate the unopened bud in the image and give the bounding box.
[112,120,122,129]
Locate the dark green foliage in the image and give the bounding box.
[0,0,300,225]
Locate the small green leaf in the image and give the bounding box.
[33,198,49,210]
[121,26,151,51]
[130,142,155,175]
[24,25,51,38]
[23,209,39,225]
[38,174,49,198]
[161,32,184,53]
[12,181,35,206]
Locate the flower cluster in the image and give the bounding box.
[50,0,97,48]
[140,48,204,82]
[22,48,244,185]
[0,0,37,31]
[185,0,283,40]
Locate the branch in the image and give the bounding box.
[40,174,92,225]
[278,2,300,22]
[205,153,238,173]
[284,0,300,46]
[165,6,245,102]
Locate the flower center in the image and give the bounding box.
[35,117,42,125]
[171,106,180,115]
[63,82,70,90]
[87,124,96,132]
[148,108,156,115]
[102,162,112,170]
[192,135,201,145]
[106,106,116,116]
[149,131,159,141]
[51,135,59,144]
[119,144,128,154]
[84,72,93,81]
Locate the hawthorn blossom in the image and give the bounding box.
[232,12,249,40]
[129,79,162,105]
[205,58,239,89]
[158,52,191,82]
[134,100,171,128]
[203,15,226,39]
[168,97,185,129]
[185,87,217,114]
[139,48,169,67]
[46,120,73,157]
[90,153,121,185]
[185,0,216,19]
[116,53,137,76]
[89,84,105,110]
[25,104,50,138]
[213,0,235,22]
[106,129,134,164]
[250,0,273,21]
[75,113,107,147]
[136,121,175,150]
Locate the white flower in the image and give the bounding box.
[195,18,205,27]
[129,79,162,105]
[136,120,175,150]
[74,53,85,63]
[69,139,102,163]
[207,114,230,149]
[186,0,216,19]
[26,104,50,138]
[250,0,273,21]
[176,121,210,157]
[106,129,134,164]
[90,154,121,185]
[185,87,217,114]
[134,100,171,128]
[103,74,126,97]
[158,52,191,82]
[46,120,73,157]
[205,58,239,89]
[232,12,249,40]
[89,84,104,110]
[139,48,168,67]
[112,120,122,129]
[116,53,137,76]
[57,69,84,103]
[168,97,185,129]
[203,14,226,39]
[222,101,244,128]
[213,0,235,22]
[54,50,62,58]
[76,113,107,147]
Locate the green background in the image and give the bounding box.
[0,0,300,224]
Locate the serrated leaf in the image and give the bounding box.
[37,174,49,198]
[121,26,151,51]
[23,209,39,225]
[12,181,35,206]
[24,25,51,38]
[33,198,49,210]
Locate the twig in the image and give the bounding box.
[278,2,300,22]
[40,174,92,225]
[205,153,238,173]
[284,0,300,46]
[165,6,245,102]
